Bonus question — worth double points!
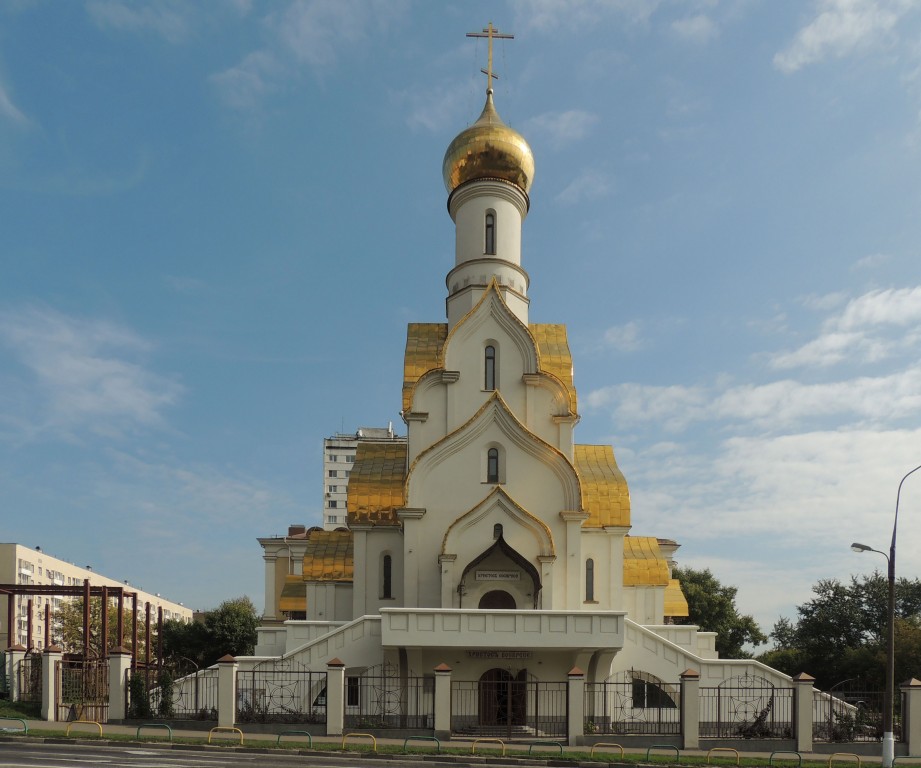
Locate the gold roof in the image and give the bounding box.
[531,324,577,414]
[622,536,670,587]
[443,90,534,195]
[402,323,448,413]
[573,444,630,527]
[347,442,406,526]
[302,529,354,581]
[400,322,576,416]
[664,578,690,618]
[279,578,306,612]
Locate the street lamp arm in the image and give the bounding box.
[892,463,921,567]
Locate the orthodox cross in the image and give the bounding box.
[466,22,513,91]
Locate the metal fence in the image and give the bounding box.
[451,678,567,739]
[57,659,109,722]
[343,673,433,730]
[700,675,793,739]
[237,661,326,724]
[17,651,42,703]
[584,679,680,735]
[813,688,903,743]
[126,664,219,721]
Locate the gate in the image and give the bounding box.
[56,658,109,722]
[237,657,326,724]
[343,662,433,730]
[17,650,42,704]
[452,672,568,739]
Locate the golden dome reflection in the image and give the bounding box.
[442,90,535,196]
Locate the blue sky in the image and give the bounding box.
[2,0,921,642]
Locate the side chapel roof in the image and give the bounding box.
[572,444,631,528]
[346,441,407,526]
[278,529,354,612]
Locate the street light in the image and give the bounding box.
[851,463,921,768]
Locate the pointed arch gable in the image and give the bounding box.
[441,486,555,559]
[442,279,539,374]
[461,534,542,607]
[406,392,582,511]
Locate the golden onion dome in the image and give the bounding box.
[442,90,534,196]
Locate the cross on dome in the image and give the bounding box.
[466,22,514,93]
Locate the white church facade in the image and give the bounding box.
[251,35,801,738]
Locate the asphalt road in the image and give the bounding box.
[0,741,461,768]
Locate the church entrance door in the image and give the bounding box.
[478,668,527,735]
[478,590,516,609]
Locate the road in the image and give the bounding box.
[0,741,468,768]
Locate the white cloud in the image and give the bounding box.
[602,321,643,352]
[555,168,611,205]
[210,51,282,110]
[852,252,891,270]
[0,306,181,439]
[774,0,914,74]
[525,110,599,148]
[671,14,719,44]
[0,77,29,127]
[771,286,921,368]
[86,0,192,43]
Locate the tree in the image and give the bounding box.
[54,598,152,659]
[673,567,768,658]
[161,596,259,668]
[757,572,921,689]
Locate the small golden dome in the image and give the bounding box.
[442,90,534,195]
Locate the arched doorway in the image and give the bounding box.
[478,668,526,730]
[478,590,516,609]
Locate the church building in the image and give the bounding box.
[252,30,785,732]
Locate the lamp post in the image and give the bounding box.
[851,462,921,768]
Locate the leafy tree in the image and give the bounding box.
[757,572,921,689]
[162,596,259,668]
[673,567,767,658]
[55,599,152,659]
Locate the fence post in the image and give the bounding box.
[217,654,238,728]
[41,645,62,721]
[900,678,921,756]
[7,644,25,702]
[792,672,815,753]
[107,646,132,720]
[680,668,700,750]
[568,666,586,746]
[326,657,345,736]
[433,662,452,738]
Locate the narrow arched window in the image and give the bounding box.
[487,448,499,483]
[586,558,595,602]
[485,212,496,254]
[382,555,392,599]
[484,345,496,390]
[493,523,503,540]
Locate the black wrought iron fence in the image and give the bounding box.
[237,661,326,724]
[451,679,567,739]
[813,688,902,743]
[343,673,433,730]
[584,679,680,735]
[700,675,793,739]
[126,664,219,721]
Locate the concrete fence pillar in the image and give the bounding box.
[901,678,921,756]
[567,666,586,746]
[41,646,62,721]
[433,663,452,738]
[326,657,346,736]
[7,644,25,702]
[793,672,815,753]
[107,647,132,721]
[217,655,238,728]
[680,668,700,750]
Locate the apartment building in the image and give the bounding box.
[0,542,193,650]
